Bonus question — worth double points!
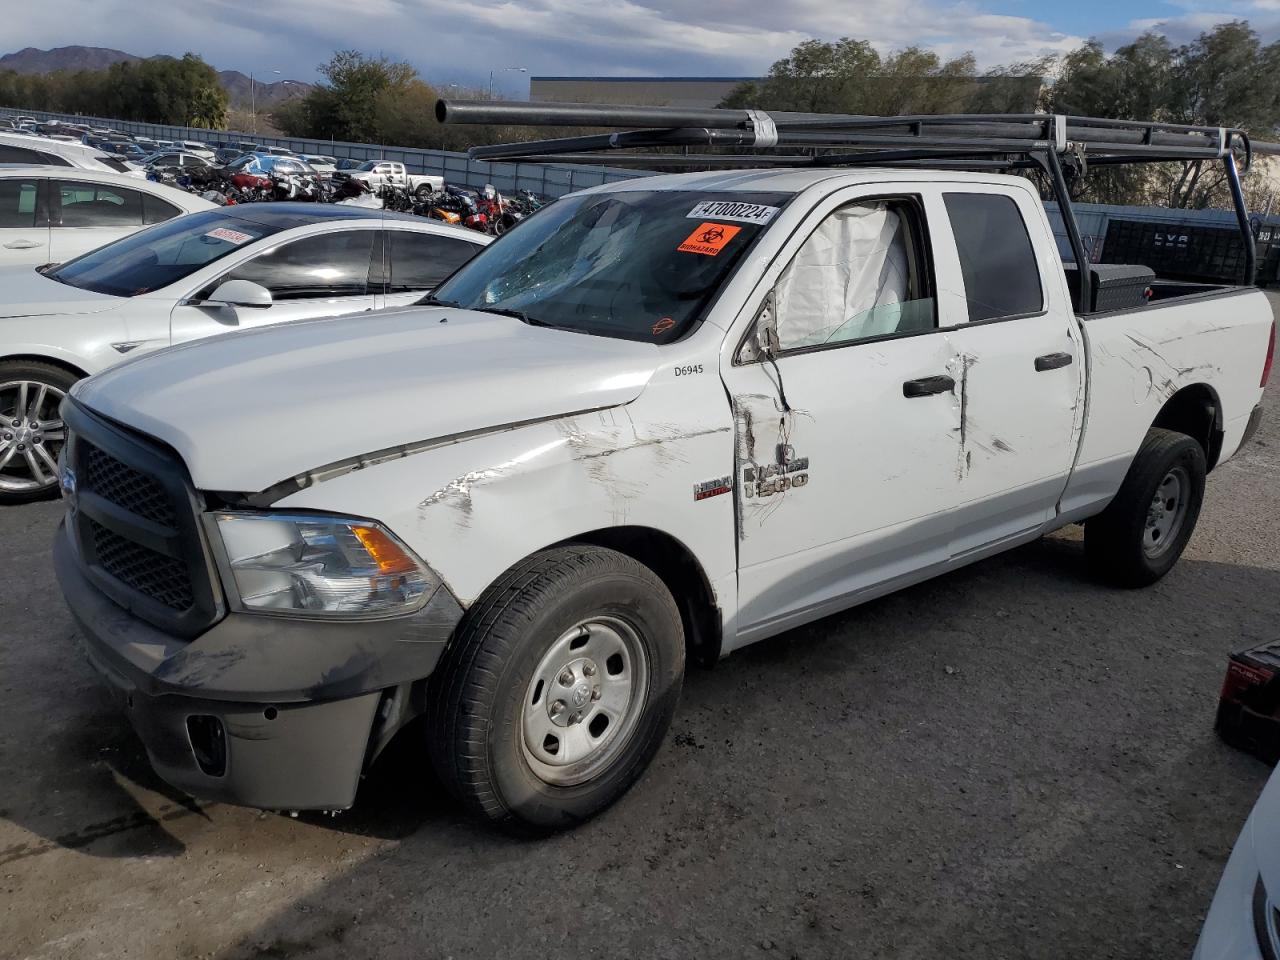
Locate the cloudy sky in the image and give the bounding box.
[9,0,1280,94]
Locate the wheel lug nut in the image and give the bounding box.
[32,437,41,445]
[570,711,583,724]
[582,662,596,677]
[550,700,566,716]
[16,444,24,451]
[558,669,574,686]
[591,688,601,701]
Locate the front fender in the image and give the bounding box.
[274,398,737,610]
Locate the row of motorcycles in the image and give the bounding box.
[376,183,545,235]
[146,164,546,237]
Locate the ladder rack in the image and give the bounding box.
[435,98,1278,297]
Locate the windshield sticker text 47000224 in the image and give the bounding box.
[678,222,742,256]
[686,200,780,225]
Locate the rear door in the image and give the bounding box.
[169,228,380,346]
[927,184,1085,554]
[49,178,148,261]
[0,176,49,264]
[374,227,486,309]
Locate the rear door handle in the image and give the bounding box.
[1035,352,1074,372]
[3,239,41,249]
[902,375,956,398]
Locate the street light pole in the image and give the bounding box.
[489,66,528,99]
[250,69,281,135]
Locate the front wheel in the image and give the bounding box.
[1084,428,1206,587]
[428,546,684,833]
[0,361,77,505]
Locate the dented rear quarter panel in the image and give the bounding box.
[1060,288,1272,518]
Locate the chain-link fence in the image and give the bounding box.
[0,105,654,198]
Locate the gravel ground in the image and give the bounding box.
[0,334,1276,959]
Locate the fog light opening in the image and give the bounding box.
[186,715,227,777]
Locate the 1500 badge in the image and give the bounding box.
[743,457,809,498]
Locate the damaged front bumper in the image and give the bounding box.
[54,521,462,811]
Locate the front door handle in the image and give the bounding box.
[902,375,956,398]
[3,239,41,249]
[1034,352,1074,372]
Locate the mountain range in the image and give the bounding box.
[0,45,311,106]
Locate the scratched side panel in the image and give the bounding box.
[274,364,738,610]
[1060,289,1272,518]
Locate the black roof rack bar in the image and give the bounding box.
[440,98,1278,165]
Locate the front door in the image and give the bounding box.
[0,177,49,265]
[720,188,968,643]
[169,228,380,347]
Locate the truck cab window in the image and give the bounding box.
[773,200,934,352]
[943,192,1044,322]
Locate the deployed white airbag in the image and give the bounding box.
[774,203,910,349]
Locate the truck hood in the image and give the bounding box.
[0,266,122,318]
[74,306,661,492]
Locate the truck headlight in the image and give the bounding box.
[213,512,433,616]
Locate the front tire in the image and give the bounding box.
[0,360,77,505]
[428,546,684,833]
[1084,428,1206,587]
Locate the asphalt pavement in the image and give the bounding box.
[0,344,1276,959]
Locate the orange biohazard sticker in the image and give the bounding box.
[678,222,742,256]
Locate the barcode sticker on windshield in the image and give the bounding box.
[205,227,254,245]
[687,200,779,225]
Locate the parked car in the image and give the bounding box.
[335,157,363,171]
[1194,764,1280,959]
[333,159,443,198]
[139,151,216,172]
[302,154,338,178]
[49,167,1273,829]
[0,204,488,501]
[0,166,215,268]
[223,152,316,179]
[0,132,141,176]
[179,140,216,160]
[102,142,150,163]
[214,147,245,165]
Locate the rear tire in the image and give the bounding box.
[1084,428,1206,587]
[0,360,78,505]
[427,546,684,833]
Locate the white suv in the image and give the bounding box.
[0,131,143,177]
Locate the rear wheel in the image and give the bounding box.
[0,361,77,505]
[1084,428,1206,587]
[428,546,684,833]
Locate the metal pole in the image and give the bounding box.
[250,72,256,135]
[1044,148,1091,313]
[1224,153,1257,286]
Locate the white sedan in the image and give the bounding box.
[0,203,489,502]
[0,166,216,268]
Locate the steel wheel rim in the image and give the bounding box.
[0,380,67,494]
[1144,465,1190,558]
[520,616,650,787]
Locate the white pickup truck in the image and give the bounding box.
[53,167,1272,832]
[334,159,444,197]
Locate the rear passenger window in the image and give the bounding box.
[56,181,144,228]
[388,231,481,291]
[771,199,935,352]
[943,193,1044,322]
[0,179,40,228]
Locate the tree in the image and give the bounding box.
[1047,23,1280,207]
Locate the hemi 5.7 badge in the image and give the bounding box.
[694,475,732,501]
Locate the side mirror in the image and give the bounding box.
[205,279,273,309]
